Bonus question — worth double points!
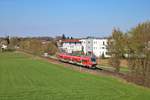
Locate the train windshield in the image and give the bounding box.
[91,57,96,62]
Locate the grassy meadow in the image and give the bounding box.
[0,52,150,100]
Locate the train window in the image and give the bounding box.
[91,57,96,62]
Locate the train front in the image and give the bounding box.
[90,56,97,68]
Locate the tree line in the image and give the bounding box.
[108,21,150,87]
[0,37,58,55]
[19,39,58,55]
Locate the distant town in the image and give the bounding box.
[0,35,110,58]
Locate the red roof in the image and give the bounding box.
[62,39,81,43]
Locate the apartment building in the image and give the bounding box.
[60,37,110,58]
[80,37,110,58]
[61,39,82,53]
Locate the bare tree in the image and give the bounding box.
[108,28,125,72]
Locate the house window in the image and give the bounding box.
[103,41,105,45]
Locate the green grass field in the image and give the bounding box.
[0,52,150,100]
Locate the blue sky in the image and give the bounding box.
[0,0,150,37]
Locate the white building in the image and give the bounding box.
[1,44,7,51]
[80,37,110,58]
[61,39,82,53]
[60,37,110,58]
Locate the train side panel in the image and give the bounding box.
[58,53,97,68]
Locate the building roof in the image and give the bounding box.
[80,36,109,39]
[62,39,81,43]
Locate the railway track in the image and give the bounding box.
[43,56,127,80]
[17,50,127,80]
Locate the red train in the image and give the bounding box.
[57,53,97,68]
